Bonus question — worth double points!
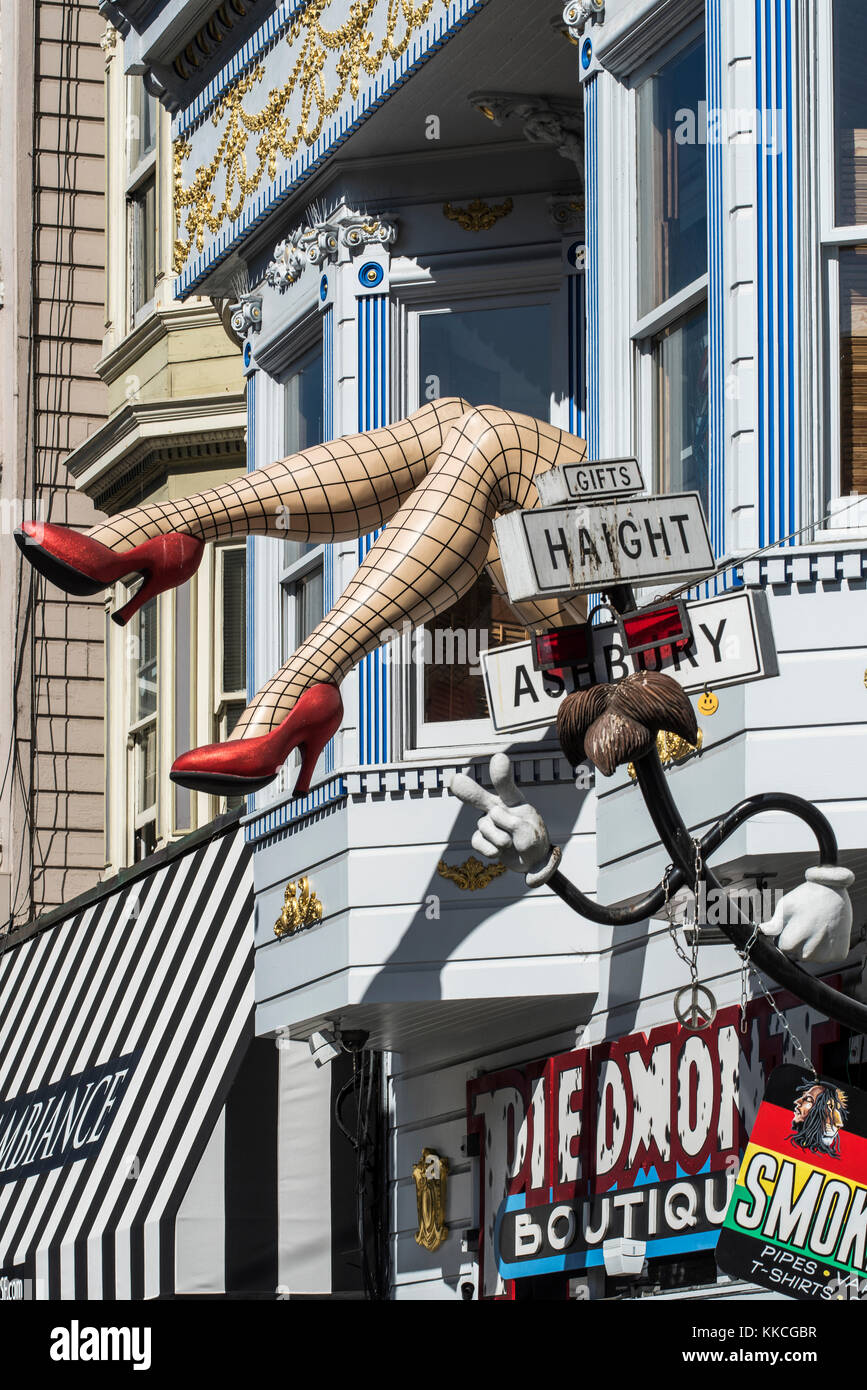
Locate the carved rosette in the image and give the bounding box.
[228,294,263,337]
[265,210,397,292]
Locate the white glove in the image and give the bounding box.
[447,753,561,887]
[760,865,855,963]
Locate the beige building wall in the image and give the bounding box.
[0,0,108,934]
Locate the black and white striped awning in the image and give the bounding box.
[0,819,259,1300]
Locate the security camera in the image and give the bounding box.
[308,1028,342,1067]
[602,1237,646,1278]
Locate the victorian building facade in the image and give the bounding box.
[2,0,866,1302]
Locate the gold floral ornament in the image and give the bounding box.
[413,1149,449,1252]
[273,877,323,937]
[436,856,507,891]
[627,728,703,781]
[173,0,440,273]
[442,197,514,232]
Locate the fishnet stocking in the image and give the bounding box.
[87,398,472,551]
[231,406,588,736]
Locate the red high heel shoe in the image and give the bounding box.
[14,521,204,627]
[170,682,344,796]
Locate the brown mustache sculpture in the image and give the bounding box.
[557,670,698,777]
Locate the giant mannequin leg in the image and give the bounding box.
[233,406,587,736]
[86,397,472,551]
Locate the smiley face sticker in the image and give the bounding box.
[697,687,719,716]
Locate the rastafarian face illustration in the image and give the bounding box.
[789,1079,848,1158]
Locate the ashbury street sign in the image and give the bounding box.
[466,998,840,1299]
[493,492,715,602]
[481,588,778,735]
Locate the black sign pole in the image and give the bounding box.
[547,582,867,1036]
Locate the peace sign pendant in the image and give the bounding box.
[674,984,718,1032]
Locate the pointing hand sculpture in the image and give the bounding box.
[448,753,561,887]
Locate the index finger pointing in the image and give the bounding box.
[489,753,525,809]
[447,772,497,813]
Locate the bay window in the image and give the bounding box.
[634,29,709,516]
[829,0,867,497]
[405,293,555,748]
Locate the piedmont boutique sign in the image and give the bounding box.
[0,1052,139,1185]
[466,998,839,1298]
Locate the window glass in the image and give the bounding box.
[833,0,867,227]
[638,37,707,314]
[655,304,709,513]
[130,177,156,315]
[415,302,548,729]
[419,304,550,418]
[423,572,528,724]
[132,598,157,723]
[840,247,867,493]
[221,547,247,694]
[128,78,157,169]
[283,346,324,568]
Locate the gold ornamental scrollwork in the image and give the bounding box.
[436,856,507,891]
[173,0,441,273]
[627,728,703,781]
[273,877,323,937]
[442,197,514,232]
[412,1149,449,1252]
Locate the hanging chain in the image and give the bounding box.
[662,864,694,979]
[736,908,817,1077]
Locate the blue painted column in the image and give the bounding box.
[355,260,390,765]
[706,0,728,578]
[754,0,797,547]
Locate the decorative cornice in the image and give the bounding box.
[96,303,233,386]
[65,392,248,500]
[469,92,584,175]
[173,0,262,83]
[229,293,263,335]
[563,0,604,39]
[265,206,397,292]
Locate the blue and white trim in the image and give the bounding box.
[755,0,797,548]
[243,776,348,845]
[173,0,489,299]
[356,290,389,766]
[706,0,727,583]
[584,77,600,459]
[322,302,336,774]
[246,370,257,705]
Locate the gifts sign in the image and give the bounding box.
[716,1065,867,1301]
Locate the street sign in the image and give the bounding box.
[480,589,777,735]
[535,457,644,506]
[493,493,715,602]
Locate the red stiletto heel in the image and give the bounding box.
[14,522,204,627]
[170,682,343,797]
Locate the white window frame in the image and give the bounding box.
[629,21,709,498]
[817,0,867,508]
[125,77,158,330]
[394,266,565,755]
[214,541,248,741]
[125,589,159,862]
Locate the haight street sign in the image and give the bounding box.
[493,493,715,602]
[716,1066,867,1302]
[467,998,840,1299]
[535,457,644,506]
[481,589,778,735]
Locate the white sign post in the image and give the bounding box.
[493,493,715,603]
[480,589,778,736]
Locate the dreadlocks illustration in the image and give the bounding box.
[789,1078,848,1158]
[14,400,587,796]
